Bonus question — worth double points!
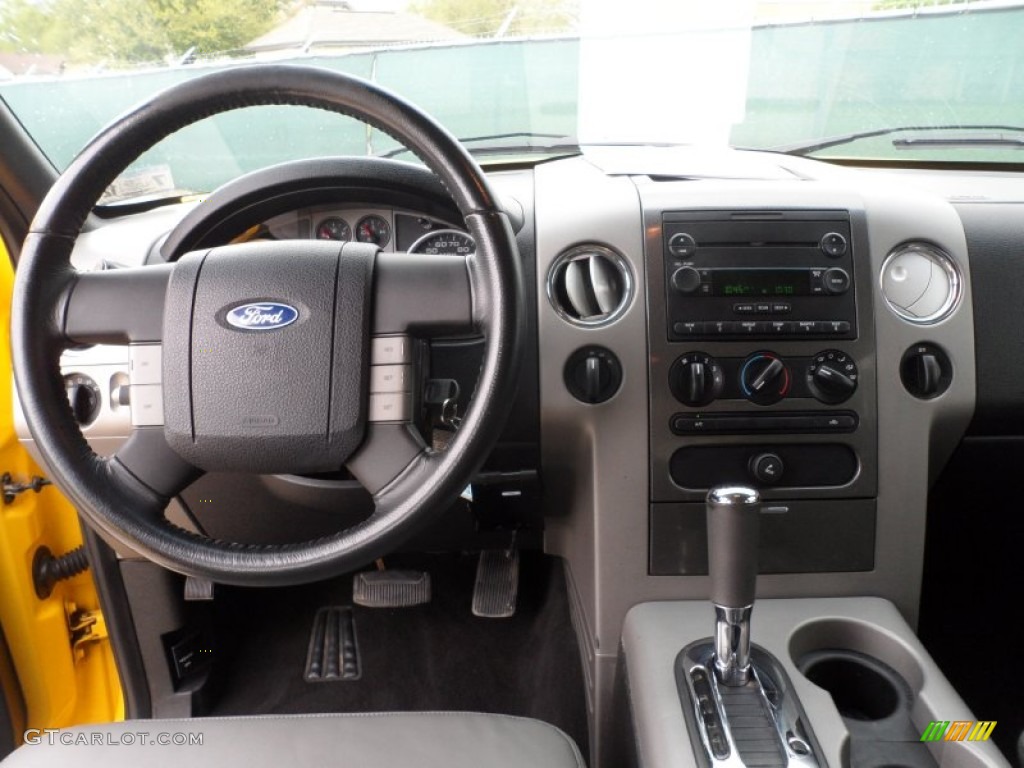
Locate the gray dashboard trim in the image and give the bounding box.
[536,155,976,768]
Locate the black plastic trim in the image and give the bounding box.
[955,203,1024,435]
[0,99,58,259]
[80,527,151,719]
[0,626,25,758]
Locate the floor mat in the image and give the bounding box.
[206,552,589,760]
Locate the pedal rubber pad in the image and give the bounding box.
[304,606,360,682]
[352,570,431,608]
[472,550,519,618]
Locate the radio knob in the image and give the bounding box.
[822,267,851,295]
[670,352,723,407]
[807,350,858,404]
[739,352,791,405]
[670,266,702,294]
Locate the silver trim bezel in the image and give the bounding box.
[545,243,635,328]
[879,242,962,325]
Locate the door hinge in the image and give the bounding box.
[65,602,108,661]
[2,472,51,505]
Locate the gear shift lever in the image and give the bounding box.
[706,485,761,686]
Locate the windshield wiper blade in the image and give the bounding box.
[381,132,579,160]
[770,124,1024,156]
[892,132,1024,149]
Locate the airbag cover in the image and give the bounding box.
[163,241,375,473]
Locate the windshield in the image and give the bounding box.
[2,0,1022,202]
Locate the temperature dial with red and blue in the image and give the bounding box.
[740,352,791,405]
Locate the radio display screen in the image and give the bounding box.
[712,269,811,297]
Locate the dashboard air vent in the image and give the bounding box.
[547,245,633,327]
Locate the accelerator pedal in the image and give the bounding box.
[472,549,520,618]
[304,606,360,682]
[353,569,431,608]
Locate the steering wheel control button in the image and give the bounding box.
[670,352,724,407]
[368,392,413,423]
[820,232,848,257]
[129,343,163,385]
[749,453,785,485]
[740,352,790,405]
[371,335,413,365]
[807,350,858,404]
[900,343,953,399]
[129,385,165,427]
[564,346,623,404]
[668,232,697,258]
[822,267,851,295]
[369,365,411,394]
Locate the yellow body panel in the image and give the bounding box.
[0,237,123,740]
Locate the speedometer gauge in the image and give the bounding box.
[316,216,351,241]
[409,229,476,256]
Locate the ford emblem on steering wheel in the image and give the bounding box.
[224,301,299,331]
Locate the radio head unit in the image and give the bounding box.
[664,211,857,341]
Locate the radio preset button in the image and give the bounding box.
[821,232,848,257]
[673,321,704,335]
[771,302,791,314]
[733,303,756,314]
[668,233,697,257]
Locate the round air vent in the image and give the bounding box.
[547,245,633,327]
[880,243,962,324]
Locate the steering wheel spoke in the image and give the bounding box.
[111,426,203,502]
[61,264,172,346]
[347,423,428,495]
[373,252,475,336]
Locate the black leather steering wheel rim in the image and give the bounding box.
[11,64,523,586]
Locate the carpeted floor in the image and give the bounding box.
[205,551,589,761]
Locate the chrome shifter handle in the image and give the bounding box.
[706,485,761,686]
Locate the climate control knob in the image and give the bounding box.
[670,352,724,407]
[739,352,791,405]
[807,350,858,404]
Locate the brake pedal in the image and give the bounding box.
[304,606,360,682]
[352,569,431,608]
[472,549,519,618]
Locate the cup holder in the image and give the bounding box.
[800,650,904,722]
[791,621,937,768]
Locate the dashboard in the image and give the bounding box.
[13,150,1024,750]
[12,144,1024,763]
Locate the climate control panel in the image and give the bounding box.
[669,349,859,407]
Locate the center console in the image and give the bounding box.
[535,153,983,768]
[647,208,878,578]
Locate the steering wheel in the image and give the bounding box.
[11,65,523,586]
